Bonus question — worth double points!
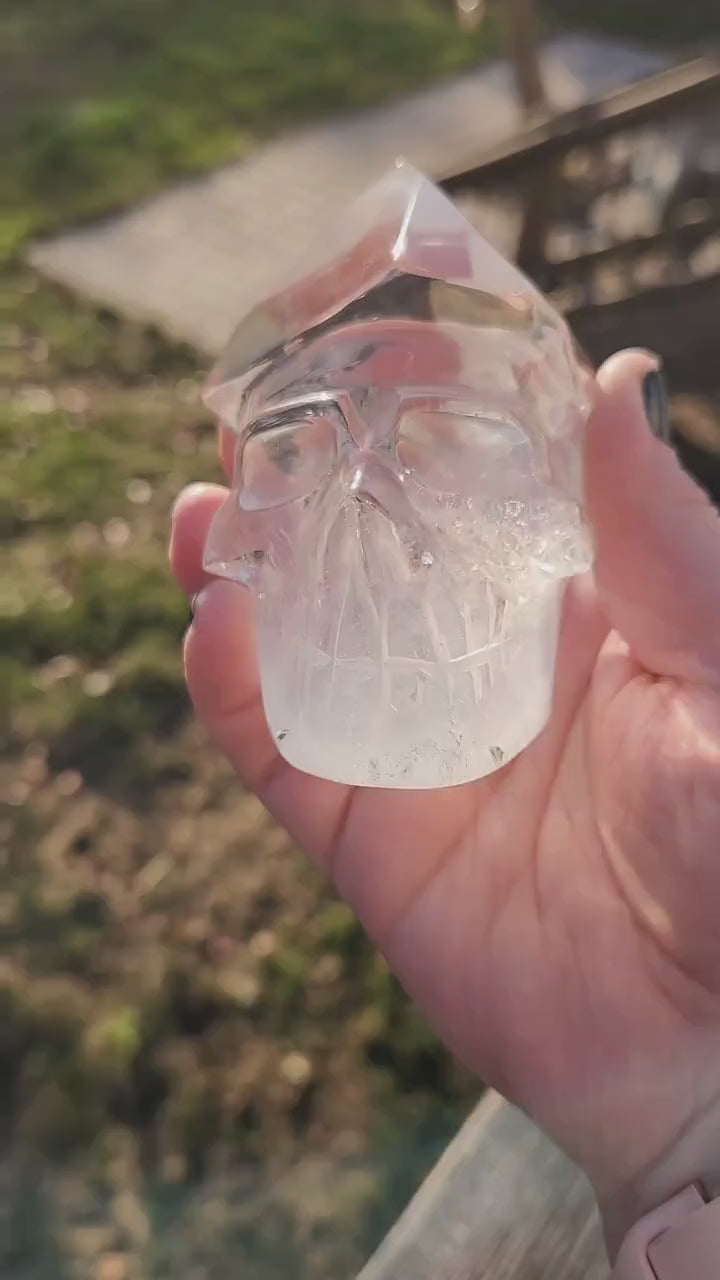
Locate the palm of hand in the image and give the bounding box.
[315,586,720,1195]
[172,352,720,1221]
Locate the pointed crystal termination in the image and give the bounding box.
[203,161,594,788]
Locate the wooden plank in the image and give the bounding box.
[567,269,720,393]
[548,213,720,281]
[439,57,720,191]
[356,1092,607,1280]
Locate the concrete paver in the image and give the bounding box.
[29,36,667,355]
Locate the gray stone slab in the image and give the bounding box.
[29,35,667,355]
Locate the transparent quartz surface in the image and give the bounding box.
[203,162,593,788]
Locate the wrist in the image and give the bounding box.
[597,1096,720,1259]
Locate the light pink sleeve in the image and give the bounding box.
[613,1184,720,1278]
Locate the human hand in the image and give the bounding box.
[170,350,720,1252]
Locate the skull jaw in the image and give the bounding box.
[256,581,564,788]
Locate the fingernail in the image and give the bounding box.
[190,587,211,618]
[642,368,671,442]
[171,482,213,518]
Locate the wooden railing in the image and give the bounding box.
[439,56,720,190]
[438,54,720,308]
[357,1094,607,1279]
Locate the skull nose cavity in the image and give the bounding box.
[340,449,420,540]
[346,450,399,508]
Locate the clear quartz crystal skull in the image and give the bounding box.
[203,162,593,789]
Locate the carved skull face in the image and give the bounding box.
[203,165,593,787]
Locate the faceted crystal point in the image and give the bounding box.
[203,161,594,788]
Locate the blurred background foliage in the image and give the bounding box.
[3,0,718,256]
[2,0,501,256]
[2,2,718,1277]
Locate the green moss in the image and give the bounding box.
[85,1008,144,1068]
[263,946,313,1025]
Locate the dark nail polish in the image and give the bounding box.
[642,369,670,442]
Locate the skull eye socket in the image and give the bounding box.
[238,413,338,510]
[396,408,532,495]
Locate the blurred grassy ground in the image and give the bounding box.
[550,0,720,46]
[0,0,502,257]
[1,5,493,1275]
[2,2,718,1278]
[1,266,475,1279]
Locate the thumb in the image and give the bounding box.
[586,349,720,686]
